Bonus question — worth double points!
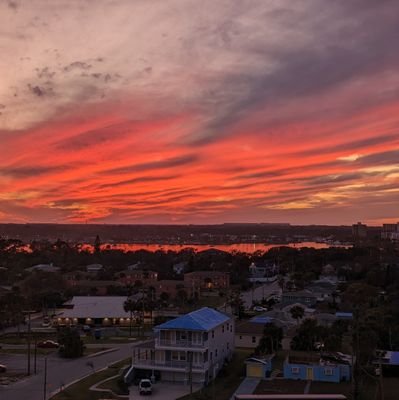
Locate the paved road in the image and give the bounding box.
[241,280,280,309]
[0,343,134,400]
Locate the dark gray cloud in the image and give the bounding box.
[189,1,399,145]
[103,154,199,175]
[97,175,178,189]
[291,133,399,158]
[54,122,135,151]
[1,165,67,178]
[355,149,399,166]
[63,61,92,72]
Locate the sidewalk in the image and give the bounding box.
[230,377,260,399]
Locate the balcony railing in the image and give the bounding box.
[133,358,206,370]
[155,339,206,348]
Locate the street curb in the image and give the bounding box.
[86,347,118,358]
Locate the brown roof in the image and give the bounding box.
[235,321,265,335]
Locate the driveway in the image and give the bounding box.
[129,382,202,400]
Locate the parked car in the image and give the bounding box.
[253,305,267,312]
[0,364,7,373]
[37,340,59,348]
[139,378,152,395]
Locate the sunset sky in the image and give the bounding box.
[0,0,398,225]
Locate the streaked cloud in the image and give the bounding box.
[0,0,398,224]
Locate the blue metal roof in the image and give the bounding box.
[390,352,399,365]
[335,312,353,319]
[155,307,230,331]
[250,316,273,324]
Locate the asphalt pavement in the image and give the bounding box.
[0,342,134,400]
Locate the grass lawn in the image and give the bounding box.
[50,358,130,400]
[84,346,113,355]
[0,348,56,355]
[82,336,138,344]
[0,334,57,345]
[98,374,128,395]
[177,349,252,400]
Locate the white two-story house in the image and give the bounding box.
[126,307,234,385]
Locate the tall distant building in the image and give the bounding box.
[381,223,399,241]
[352,222,368,239]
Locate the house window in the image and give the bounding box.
[215,349,218,357]
[172,351,179,361]
[180,352,186,361]
[324,368,334,376]
[291,367,299,374]
[212,330,215,338]
[239,336,242,340]
[222,325,224,333]
[227,342,230,350]
[252,336,256,343]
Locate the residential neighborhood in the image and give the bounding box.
[1,229,399,400]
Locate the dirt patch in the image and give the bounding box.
[255,379,307,394]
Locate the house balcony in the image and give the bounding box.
[132,358,207,372]
[155,338,207,350]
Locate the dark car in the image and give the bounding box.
[37,340,59,348]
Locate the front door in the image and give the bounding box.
[306,367,314,380]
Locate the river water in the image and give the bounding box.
[79,241,350,254]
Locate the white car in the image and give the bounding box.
[139,379,152,395]
[253,306,267,312]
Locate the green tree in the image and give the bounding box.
[94,235,101,253]
[124,298,136,337]
[58,328,84,358]
[291,319,320,351]
[256,323,283,354]
[290,305,305,324]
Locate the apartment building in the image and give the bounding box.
[126,307,234,385]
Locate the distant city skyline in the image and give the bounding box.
[1,1,398,225]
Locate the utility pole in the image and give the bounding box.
[23,310,35,375]
[34,335,38,374]
[43,357,48,400]
[379,352,384,400]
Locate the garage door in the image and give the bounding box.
[247,364,263,378]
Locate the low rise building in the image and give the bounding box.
[26,263,60,273]
[125,307,234,385]
[381,223,399,241]
[248,261,279,283]
[173,261,187,275]
[284,352,351,383]
[86,263,104,274]
[235,320,265,349]
[115,269,159,286]
[245,356,274,378]
[56,296,133,327]
[282,290,317,308]
[184,271,230,294]
[155,280,190,298]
